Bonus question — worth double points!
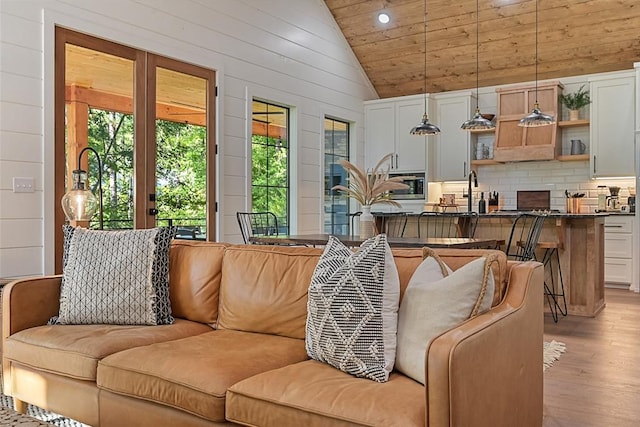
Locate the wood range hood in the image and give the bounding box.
[493,82,563,162]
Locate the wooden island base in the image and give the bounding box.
[398,212,607,317]
[474,214,606,317]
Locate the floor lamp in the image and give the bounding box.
[61,146,104,229]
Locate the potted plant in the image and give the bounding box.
[559,85,591,121]
[332,153,409,238]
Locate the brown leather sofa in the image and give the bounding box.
[2,241,544,427]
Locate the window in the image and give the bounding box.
[251,100,289,233]
[324,117,351,234]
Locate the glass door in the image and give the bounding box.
[147,55,216,240]
[55,28,217,273]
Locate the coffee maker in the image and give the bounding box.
[628,187,636,213]
[607,186,621,211]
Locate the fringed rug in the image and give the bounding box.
[543,340,566,371]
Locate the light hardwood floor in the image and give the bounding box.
[543,288,640,426]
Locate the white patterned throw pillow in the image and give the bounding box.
[55,226,175,325]
[305,234,400,382]
[395,252,496,384]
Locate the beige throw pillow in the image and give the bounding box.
[395,253,496,384]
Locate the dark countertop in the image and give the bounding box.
[479,212,610,219]
[373,211,635,218]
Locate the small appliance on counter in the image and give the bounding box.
[606,186,621,212]
[628,186,636,213]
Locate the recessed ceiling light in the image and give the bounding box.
[378,12,390,24]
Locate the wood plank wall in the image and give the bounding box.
[325,0,640,98]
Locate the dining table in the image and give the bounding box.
[248,234,498,249]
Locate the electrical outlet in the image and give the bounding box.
[13,177,35,193]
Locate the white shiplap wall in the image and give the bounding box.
[0,0,378,277]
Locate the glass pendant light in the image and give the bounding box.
[410,0,440,135]
[519,0,555,127]
[461,0,495,131]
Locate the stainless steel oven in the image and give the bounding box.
[388,173,425,200]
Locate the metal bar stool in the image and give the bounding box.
[537,239,568,323]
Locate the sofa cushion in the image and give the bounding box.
[395,252,496,384]
[169,240,228,325]
[391,248,507,306]
[305,235,400,383]
[2,319,211,381]
[226,359,425,427]
[97,329,308,423]
[218,245,323,339]
[56,226,175,325]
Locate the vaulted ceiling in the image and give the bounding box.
[324,0,640,99]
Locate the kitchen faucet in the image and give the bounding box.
[468,170,478,212]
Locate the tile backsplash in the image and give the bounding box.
[432,160,635,213]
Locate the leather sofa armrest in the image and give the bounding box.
[2,276,62,338]
[425,261,544,427]
[2,275,62,397]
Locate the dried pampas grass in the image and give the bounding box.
[331,153,410,208]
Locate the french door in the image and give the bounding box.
[54,28,216,273]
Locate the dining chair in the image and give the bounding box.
[380,212,407,237]
[236,211,279,244]
[417,211,479,238]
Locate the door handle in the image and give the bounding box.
[149,208,158,216]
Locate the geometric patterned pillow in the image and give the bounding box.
[54,225,175,325]
[305,234,400,382]
[395,253,496,384]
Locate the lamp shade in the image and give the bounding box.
[518,104,555,127]
[61,169,98,222]
[410,113,441,135]
[61,188,98,221]
[461,108,495,131]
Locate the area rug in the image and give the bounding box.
[0,394,85,427]
[543,340,566,371]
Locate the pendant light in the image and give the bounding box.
[410,0,440,135]
[519,0,554,127]
[461,0,495,131]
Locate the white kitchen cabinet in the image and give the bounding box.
[589,73,635,178]
[433,92,473,181]
[364,95,429,172]
[604,215,634,287]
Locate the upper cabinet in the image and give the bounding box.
[433,92,473,181]
[364,95,429,172]
[494,82,562,162]
[589,74,635,178]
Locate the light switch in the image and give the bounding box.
[13,177,35,193]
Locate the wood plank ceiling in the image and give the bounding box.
[324,0,640,99]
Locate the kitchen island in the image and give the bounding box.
[475,212,607,317]
[377,211,607,317]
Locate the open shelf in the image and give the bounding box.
[557,154,589,162]
[469,128,496,134]
[471,159,501,165]
[558,119,590,128]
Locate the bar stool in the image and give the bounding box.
[536,239,568,323]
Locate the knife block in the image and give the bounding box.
[566,198,582,214]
